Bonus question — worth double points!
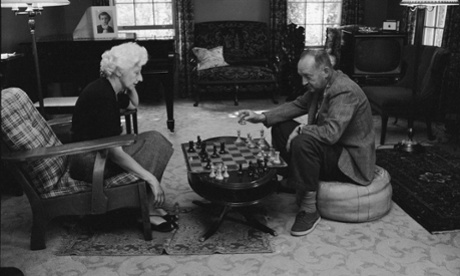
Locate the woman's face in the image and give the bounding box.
[119,65,143,91]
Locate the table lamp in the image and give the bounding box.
[1,0,70,116]
[395,0,458,153]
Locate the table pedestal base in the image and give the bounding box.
[193,201,278,242]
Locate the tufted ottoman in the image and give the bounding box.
[317,166,392,222]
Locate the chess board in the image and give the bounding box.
[181,137,287,174]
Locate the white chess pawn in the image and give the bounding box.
[215,164,224,180]
[209,165,216,178]
[235,130,243,144]
[223,165,229,178]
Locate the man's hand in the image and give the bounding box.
[286,124,304,152]
[237,110,265,125]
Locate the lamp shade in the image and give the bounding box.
[400,0,459,6]
[1,0,70,8]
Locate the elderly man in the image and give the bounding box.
[237,49,375,236]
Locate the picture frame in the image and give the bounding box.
[92,6,118,39]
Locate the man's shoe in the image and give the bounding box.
[290,211,321,236]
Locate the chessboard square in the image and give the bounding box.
[227,164,238,170]
[239,148,251,153]
[227,146,238,151]
[231,153,243,158]
[190,163,203,168]
[235,160,247,165]
[222,157,233,162]
[244,156,255,160]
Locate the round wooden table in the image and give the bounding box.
[185,136,280,241]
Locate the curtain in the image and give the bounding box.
[441,5,460,137]
[341,0,365,25]
[174,0,194,97]
[269,0,288,61]
[401,7,417,45]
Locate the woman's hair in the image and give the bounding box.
[98,11,111,21]
[100,42,148,77]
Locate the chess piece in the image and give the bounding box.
[215,163,224,180]
[223,165,229,178]
[205,159,212,170]
[235,130,243,144]
[219,142,227,154]
[211,145,219,158]
[238,163,244,175]
[258,129,267,149]
[187,140,195,152]
[196,135,202,149]
[247,134,256,148]
[248,161,254,177]
[199,142,207,159]
[209,165,216,178]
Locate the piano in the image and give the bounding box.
[26,39,176,132]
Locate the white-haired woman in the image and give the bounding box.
[71,42,177,232]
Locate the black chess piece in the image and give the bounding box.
[205,159,212,170]
[187,140,196,152]
[248,161,254,177]
[199,142,207,158]
[196,135,202,149]
[211,145,220,158]
[238,163,244,175]
[219,142,227,154]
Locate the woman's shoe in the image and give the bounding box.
[138,220,177,233]
[161,214,179,223]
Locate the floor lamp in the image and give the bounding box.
[395,0,458,153]
[1,0,70,117]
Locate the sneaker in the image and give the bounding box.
[290,211,321,236]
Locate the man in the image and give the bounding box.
[237,49,375,236]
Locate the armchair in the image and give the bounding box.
[362,45,450,145]
[1,87,152,250]
[191,21,280,106]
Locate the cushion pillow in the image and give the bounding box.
[192,46,229,71]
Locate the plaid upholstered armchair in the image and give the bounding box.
[191,21,280,106]
[1,88,152,250]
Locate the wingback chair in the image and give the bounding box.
[362,45,450,145]
[191,21,280,106]
[1,87,152,250]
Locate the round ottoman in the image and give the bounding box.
[317,166,392,222]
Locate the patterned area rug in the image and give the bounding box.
[56,207,273,256]
[376,146,460,234]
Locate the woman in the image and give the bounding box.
[71,42,177,232]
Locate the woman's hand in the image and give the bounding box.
[146,176,165,207]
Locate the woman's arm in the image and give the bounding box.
[108,146,164,206]
[126,88,139,109]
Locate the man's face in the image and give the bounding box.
[297,55,329,93]
[119,65,143,91]
[100,15,110,26]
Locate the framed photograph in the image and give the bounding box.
[92,6,118,39]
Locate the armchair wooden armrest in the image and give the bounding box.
[2,134,137,162]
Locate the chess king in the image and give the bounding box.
[236,48,376,237]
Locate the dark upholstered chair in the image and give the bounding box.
[1,88,152,250]
[191,21,280,106]
[362,45,450,145]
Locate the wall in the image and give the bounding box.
[194,0,269,23]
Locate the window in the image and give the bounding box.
[288,0,342,47]
[423,5,447,47]
[113,0,174,40]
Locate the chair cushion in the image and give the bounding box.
[192,46,229,71]
[317,166,392,222]
[363,86,412,109]
[196,65,276,83]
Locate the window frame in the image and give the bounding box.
[111,0,175,40]
[287,0,343,47]
[422,5,446,47]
